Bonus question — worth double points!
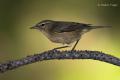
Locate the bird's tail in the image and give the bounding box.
[90,26,112,29]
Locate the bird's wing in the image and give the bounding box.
[51,21,90,33]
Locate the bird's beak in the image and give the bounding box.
[30,26,37,29]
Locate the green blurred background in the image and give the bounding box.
[0,0,120,80]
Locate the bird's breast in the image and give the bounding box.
[42,31,81,44]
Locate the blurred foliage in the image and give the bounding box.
[0,0,120,80]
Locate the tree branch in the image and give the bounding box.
[0,49,120,73]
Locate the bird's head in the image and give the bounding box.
[30,20,54,31]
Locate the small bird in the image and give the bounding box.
[30,20,111,50]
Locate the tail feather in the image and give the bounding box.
[90,26,112,29]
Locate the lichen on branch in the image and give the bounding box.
[0,49,120,73]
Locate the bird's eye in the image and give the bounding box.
[41,23,46,26]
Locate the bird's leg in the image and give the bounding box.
[72,39,80,50]
[53,45,70,50]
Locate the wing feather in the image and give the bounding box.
[51,21,90,33]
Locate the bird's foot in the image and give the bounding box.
[53,46,70,50]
